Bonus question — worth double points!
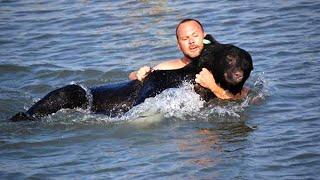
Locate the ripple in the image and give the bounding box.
[1,0,320,179]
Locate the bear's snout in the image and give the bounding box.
[232,70,244,82]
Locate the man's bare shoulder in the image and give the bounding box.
[153,58,186,70]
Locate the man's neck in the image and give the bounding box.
[181,57,192,65]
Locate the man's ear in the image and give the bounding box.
[177,42,182,51]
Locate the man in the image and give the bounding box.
[129,19,249,100]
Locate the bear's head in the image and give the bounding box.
[199,43,253,95]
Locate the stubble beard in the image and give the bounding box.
[183,50,201,60]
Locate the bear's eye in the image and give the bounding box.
[226,55,236,65]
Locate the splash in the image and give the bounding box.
[179,72,269,121]
[75,82,93,112]
[30,73,268,124]
[126,82,205,119]
[248,72,269,105]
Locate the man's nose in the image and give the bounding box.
[188,37,195,44]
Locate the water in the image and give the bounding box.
[0,0,319,179]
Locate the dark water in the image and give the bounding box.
[1,0,319,179]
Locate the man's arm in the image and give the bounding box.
[195,68,249,100]
[128,59,185,81]
[129,66,152,81]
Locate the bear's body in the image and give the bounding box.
[9,39,253,121]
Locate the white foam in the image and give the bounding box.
[39,73,269,124]
[125,82,205,119]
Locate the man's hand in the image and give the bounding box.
[195,68,235,100]
[129,66,152,81]
[136,66,152,81]
[195,68,215,89]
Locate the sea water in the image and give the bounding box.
[0,0,319,179]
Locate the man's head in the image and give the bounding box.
[176,19,206,59]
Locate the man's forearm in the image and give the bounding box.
[195,68,234,100]
[209,84,249,100]
[207,83,233,100]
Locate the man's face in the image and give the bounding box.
[176,21,205,59]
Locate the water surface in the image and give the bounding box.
[0,0,319,179]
